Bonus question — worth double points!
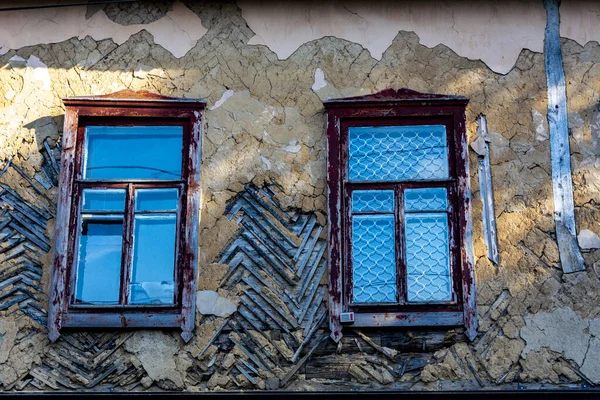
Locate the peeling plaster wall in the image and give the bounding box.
[0,0,599,392]
[238,0,547,74]
[0,1,206,58]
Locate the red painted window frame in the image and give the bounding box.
[48,90,205,343]
[324,88,477,342]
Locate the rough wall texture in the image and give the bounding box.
[0,0,599,392]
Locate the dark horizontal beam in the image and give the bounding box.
[0,390,598,399]
[0,0,136,12]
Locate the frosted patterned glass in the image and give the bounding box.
[405,213,452,302]
[352,214,396,303]
[352,190,394,212]
[404,188,448,211]
[348,125,448,181]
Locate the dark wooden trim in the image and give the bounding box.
[327,112,344,342]
[49,90,204,342]
[324,88,475,337]
[0,390,596,399]
[180,108,202,343]
[48,106,79,342]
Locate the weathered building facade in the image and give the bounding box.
[0,0,599,393]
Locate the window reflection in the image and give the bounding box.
[75,216,123,304]
[84,126,183,180]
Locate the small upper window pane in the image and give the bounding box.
[84,126,183,180]
[404,188,448,211]
[82,189,126,212]
[348,125,448,181]
[135,188,179,212]
[352,190,394,213]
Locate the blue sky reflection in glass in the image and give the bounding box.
[84,126,183,180]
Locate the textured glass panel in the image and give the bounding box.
[135,189,179,211]
[405,213,452,302]
[405,188,448,211]
[82,189,126,212]
[349,125,448,181]
[352,215,396,303]
[84,126,183,180]
[130,214,176,304]
[352,190,394,212]
[75,216,123,304]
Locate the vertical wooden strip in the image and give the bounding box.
[180,111,203,343]
[48,107,78,342]
[476,115,499,264]
[543,0,585,273]
[326,113,343,342]
[119,183,135,305]
[455,109,478,341]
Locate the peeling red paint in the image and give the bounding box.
[324,88,476,337]
[48,90,205,340]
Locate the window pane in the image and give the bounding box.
[135,188,179,212]
[405,213,452,302]
[84,126,183,180]
[82,189,126,212]
[352,214,396,303]
[130,215,176,304]
[75,216,123,304]
[348,125,448,181]
[404,188,448,211]
[352,190,394,212]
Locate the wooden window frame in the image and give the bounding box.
[324,88,477,342]
[48,90,205,343]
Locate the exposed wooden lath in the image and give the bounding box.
[543,0,585,273]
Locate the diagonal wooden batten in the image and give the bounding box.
[543,0,585,273]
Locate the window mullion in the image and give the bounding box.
[119,183,135,305]
[395,185,406,305]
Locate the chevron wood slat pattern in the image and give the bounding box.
[191,182,329,388]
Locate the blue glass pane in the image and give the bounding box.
[352,190,394,212]
[404,188,448,211]
[348,125,448,181]
[130,214,176,304]
[75,216,123,304]
[82,189,126,212]
[135,188,179,211]
[352,214,396,303]
[84,126,183,180]
[405,213,452,302]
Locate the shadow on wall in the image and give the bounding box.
[0,1,599,387]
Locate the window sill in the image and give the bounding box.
[62,310,182,328]
[349,311,464,328]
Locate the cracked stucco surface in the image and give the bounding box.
[0,0,599,391]
[521,308,600,384]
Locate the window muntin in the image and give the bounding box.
[344,121,459,311]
